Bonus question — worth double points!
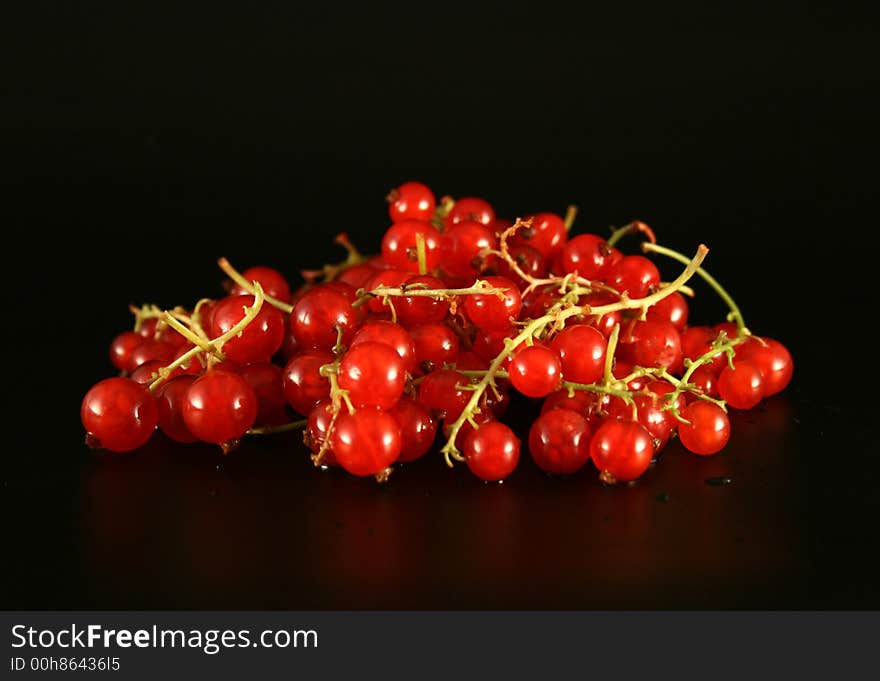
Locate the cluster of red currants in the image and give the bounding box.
[81,181,793,484]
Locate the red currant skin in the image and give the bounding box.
[110,331,143,372]
[549,324,607,384]
[130,359,167,385]
[387,181,436,222]
[579,291,623,338]
[680,326,726,373]
[381,220,442,273]
[646,380,687,414]
[81,378,158,452]
[350,320,416,373]
[446,197,495,227]
[690,366,719,398]
[509,344,562,398]
[589,419,654,482]
[473,325,515,364]
[239,362,289,426]
[210,295,285,363]
[464,275,522,331]
[388,397,438,463]
[282,349,334,416]
[541,388,596,417]
[441,220,498,278]
[623,320,683,371]
[417,369,470,420]
[497,245,547,282]
[528,409,593,475]
[183,370,258,445]
[606,255,661,298]
[305,399,337,466]
[646,291,689,331]
[230,266,292,303]
[464,422,520,482]
[559,234,614,280]
[396,274,450,326]
[605,394,675,452]
[364,269,410,314]
[337,263,377,290]
[338,341,407,410]
[408,322,459,373]
[330,406,402,476]
[717,360,765,410]
[510,212,567,260]
[130,339,177,369]
[291,285,361,350]
[678,401,730,455]
[156,375,198,443]
[736,337,793,396]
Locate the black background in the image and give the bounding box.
[3,3,878,609]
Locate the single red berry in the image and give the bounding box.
[239,361,289,426]
[463,275,521,330]
[646,379,687,414]
[387,181,436,222]
[395,274,450,326]
[541,388,597,418]
[290,285,361,350]
[579,291,623,338]
[604,393,675,452]
[408,321,459,373]
[338,341,407,410]
[464,422,520,482]
[381,220,442,273]
[281,349,334,416]
[528,409,593,475]
[182,370,258,445]
[606,255,661,298]
[509,344,562,398]
[690,366,719,398]
[454,350,488,371]
[129,359,166,385]
[622,319,683,371]
[363,268,411,314]
[155,375,199,443]
[330,406,402,476]
[510,212,567,260]
[549,324,607,384]
[680,326,726,373]
[473,325,516,364]
[717,360,765,410]
[109,330,143,372]
[497,244,547,282]
[678,401,730,455]
[210,294,285,363]
[230,266,292,303]
[646,291,689,331]
[446,197,495,227]
[714,321,740,338]
[417,368,470,420]
[337,263,377,290]
[441,220,498,278]
[559,233,615,280]
[304,398,337,466]
[81,377,158,452]
[589,419,654,482]
[736,337,793,397]
[350,320,416,373]
[130,339,177,369]
[388,397,438,463]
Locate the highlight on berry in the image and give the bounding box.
[81,181,794,484]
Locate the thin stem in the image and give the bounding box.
[217,257,294,314]
[247,420,307,436]
[643,242,749,335]
[352,280,506,308]
[606,220,657,248]
[415,232,427,275]
[603,323,620,385]
[300,232,368,283]
[162,312,217,353]
[563,205,578,232]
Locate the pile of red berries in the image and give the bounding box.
[81,181,793,484]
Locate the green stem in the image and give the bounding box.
[247,420,307,436]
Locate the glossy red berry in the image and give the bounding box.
[680,326,726,373]
[510,212,567,260]
[446,197,495,227]
[388,397,438,463]
[130,339,177,369]
[417,369,470,420]
[81,377,158,452]
[606,255,661,298]
[210,295,285,363]
[528,409,593,475]
[441,220,497,278]
[678,401,730,455]
[509,344,562,398]
[230,266,292,303]
[408,322,459,373]
[109,330,143,372]
[305,398,337,465]
[387,181,436,222]
[336,263,377,290]
[463,275,521,330]
[182,370,258,445]
[736,337,793,396]
[646,291,689,331]
[363,269,410,314]
[690,366,718,398]
[622,320,683,370]
[717,360,765,410]
[549,324,607,384]
[589,419,654,482]
[559,234,615,280]
[541,388,597,417]
[281,349,334,416]
[464,422,520,482]
[330,406,402,476]
[579,291,623,338]
[155,375,198,443]
[290,285,361,350]
[498,245,546,282]
[338,341,406,410]
[239,361,289,426]
[350,320,416,373]
[381,220,442,273]
[395,274,449,326]
[129,359,166,385]
[604,393,675,452]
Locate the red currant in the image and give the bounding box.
[330,406,402,476]
[239,361,289,426]
[510,212,567,260]
[408,321,459,373]
[736,337,793,396]
[604,393,675,452]
[589,419,654,482]
[446,197,495,227]
[463,275,521,330]
[129,359,166,385]
[388,397,438,463]
[130,339,177,369]
[381,220,442,273]
[509,344,562,398]
[549,324,607,384]
[210,294,285,363]
[606,255,660,298]
[230,266,291,303]
[282,349,334,416]
[291,285,361,350]
[621,320,683,371]
[81,377,158,452]
[387,181,436,222]
[541,388,597,417]
[680,326,726,373]
[441,220,497,278]
[417,368,470,420]
[396,274,450,326]
[528,409,592,475]
[350,320,416,373]
[678,401,730,455]
[338,341,407,410]
[464,421,520,482]
[363,269,410,314]
[155,375,198,443]
[646,291,689,331]
[109,330,143,372]
[304,398,337,465]
[717,360,764,410]
[559,233,615,279]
